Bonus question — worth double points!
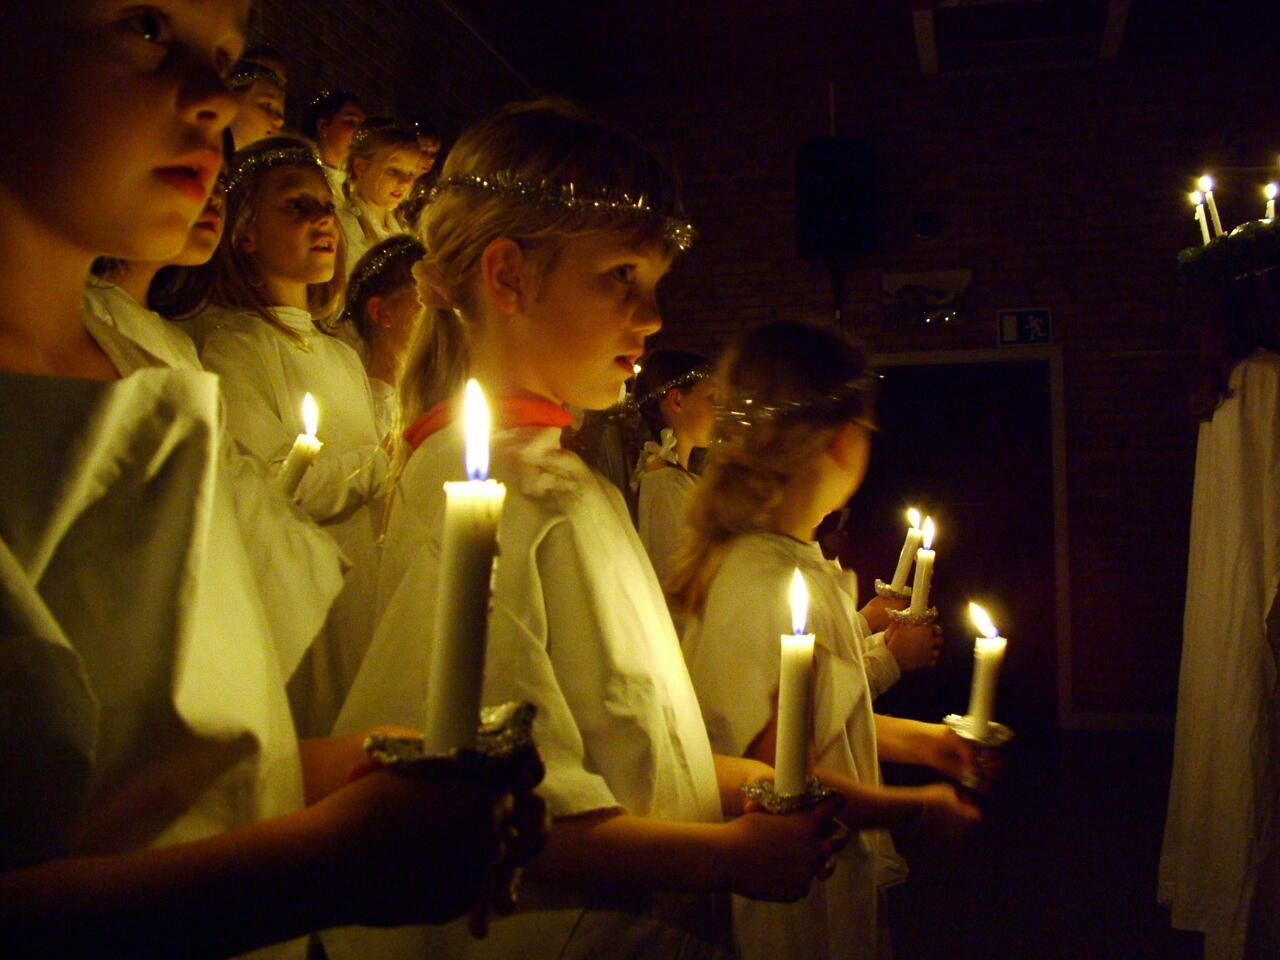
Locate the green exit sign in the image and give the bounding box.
[998,308,1051,345]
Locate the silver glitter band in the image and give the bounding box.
[343,235,427,321]
[227,61,286,91]
[429,171,696,252]
[715,373,878,428]
[635,367,712,408]
[225,144,324,196]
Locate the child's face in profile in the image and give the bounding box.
[1,1,247,263]
[671,378,717,449]
[230,79,285,149]
[171,176,226,267]
[513,231,670,411]
[356,146,419,211]
[239,165,338,288]
[318,103,365,161]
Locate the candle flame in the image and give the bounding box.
[968,602,999,639]
[302,392,319,438]
[1189,190,1205,206]
[1266,183,1278,201]
[789,568,810,635]
[463,378,491,481]
[632,362,642,376]
[907,507,922,529]
[921,515,936,550]
[1197,174,1214,193]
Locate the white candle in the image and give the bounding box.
[966,602,1008,739]
[889,507,924,592]
[1265,183,1277,220]
[775,569,815,796]
[277,392,323,497]
[907,516,936,617]
[423,379,507,753]
[1198,175,1224,237]
[1190,191,1211,245]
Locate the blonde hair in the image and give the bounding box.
[343,117,420,205]
[395,97,690,469]
[210,136,345,345]
[668,321,877,614]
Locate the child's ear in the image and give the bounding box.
[238,223,258,254]
[828,421,864,469]
[478,237,525,316]
[366,295,390,329]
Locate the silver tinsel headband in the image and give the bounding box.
[636,368,712,408]
[351,117,419,150]
[343,235,427,320]
[429,172,696,252]
[715,373,879,428]
[225,144,324,197]
[227,61,286,92]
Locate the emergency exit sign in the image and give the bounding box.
[997,308,1052,345]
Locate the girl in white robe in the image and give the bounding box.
[0,3,542,953]
[1160,265,1280,960]
[329,99,850,960]
[192,137,388,736]
[335,118,418,269]
[671,321,980,960]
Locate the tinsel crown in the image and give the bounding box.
[1179,218,1280,291]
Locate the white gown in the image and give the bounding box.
[194,305,387,736]
[329,422,725,960]
[683,532,907,960]
[0,367,306,959]
[83,277,201,371]
[636,461,696,590]
[1159,348,1280,960]
[336,193,405,272]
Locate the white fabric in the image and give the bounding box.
[369,376,395,441]
[83,294,344,680]
[833,570,900,700]
[0,367,305,959]
[322,163,346,198]
[194,305,386,735]
[683,532,906,960]
[636,462,696,589]
[329,422,724,960]
[336,193,405,273]
[1160,348,1280,960]
[82,278,202,371]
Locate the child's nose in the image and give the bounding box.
[178,59,239,131]
[634,295,663,336]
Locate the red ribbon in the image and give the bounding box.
[403,394,574,451]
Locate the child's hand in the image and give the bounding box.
[725,796,847,902]
[924,724,976,781]
[915,783,981,837]
[885,621,943,672]
[312,751,547,930]
[859,595,906,633]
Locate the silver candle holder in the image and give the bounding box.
[943,713,1014,795]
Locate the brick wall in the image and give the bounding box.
[252,2,1274,722]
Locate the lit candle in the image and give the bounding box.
[966,602,1008,739]
[907,516,936,617]
[1265,183,1277,220]
[889,507,924,592]
[775,569,815,796]
[277,392,323,497]
[1190,191,1211,245]
[423,379,507,753]
[1198,175,1224,237]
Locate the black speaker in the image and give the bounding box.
[795,137,875,263]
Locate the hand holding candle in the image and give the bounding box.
[424,379,507,754]
[889,507,924,593]
[906,516,936,618]
[277,392,323,497]
[775,569,815,796]
[965,602,1008,739]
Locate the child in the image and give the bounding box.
[341,234,427,438]
[192,135,387,737]
[673,320,977,960]
[227,59,286,150]
[336,117,417,267]
[632,349,716,594]
[302,88,366,196]
[0,2,541,954]
[332,99,960,960]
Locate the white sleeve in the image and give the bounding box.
[860,633,901,700]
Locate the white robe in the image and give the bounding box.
[83,277,202,371]
[0,367,305,959]
[637,462,695,591]
[194,305,386,735]
[683,532,907,960]
[329,422,725,960]
[336,193,405,272]
[1160,348,1280,960]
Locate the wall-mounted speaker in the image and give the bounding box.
[795,136,876,263]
